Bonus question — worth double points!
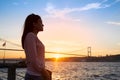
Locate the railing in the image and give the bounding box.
[0,60,26,80]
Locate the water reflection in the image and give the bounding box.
[0,62,120,80]
[46,62,120,80]
[53,61,59,79]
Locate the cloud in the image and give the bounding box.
[106,21,120,26]
[45,2,105,16]
[45,3,102,21]
[45,3,64,18]
[80,3,102,10]
[45,1,119,21]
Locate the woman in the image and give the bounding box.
[21,13,51,80]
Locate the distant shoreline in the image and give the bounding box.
[0,54,120,62]
[46,54,120,62]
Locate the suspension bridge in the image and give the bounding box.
[0,38,92,59]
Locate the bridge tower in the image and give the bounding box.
[87,46,91,57]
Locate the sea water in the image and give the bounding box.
[0,62,120,80]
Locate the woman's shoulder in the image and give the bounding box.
[26,32,36,39]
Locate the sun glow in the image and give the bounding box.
[53,54,61,59]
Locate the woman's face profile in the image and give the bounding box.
[33,19,44,31]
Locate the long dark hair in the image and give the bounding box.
[21,13,41,49]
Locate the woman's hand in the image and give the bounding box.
[41,69,52,80]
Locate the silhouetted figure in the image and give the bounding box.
[21,13,51,80]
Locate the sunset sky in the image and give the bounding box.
[0,0,120,58]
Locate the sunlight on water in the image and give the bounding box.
[0,62,120,80]
[46,62,120,80]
